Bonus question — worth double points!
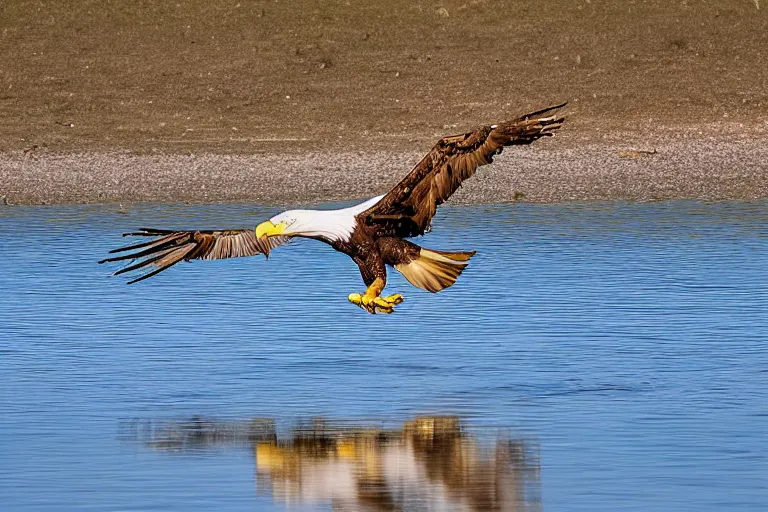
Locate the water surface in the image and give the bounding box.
[1,202,767,511]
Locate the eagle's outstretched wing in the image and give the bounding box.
[358,103,566,238]
[99,228,289,284]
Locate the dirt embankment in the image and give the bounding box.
[1,1,766,204]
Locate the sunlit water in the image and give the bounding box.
[1,202,767,511]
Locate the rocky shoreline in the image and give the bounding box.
[2,130,766,206]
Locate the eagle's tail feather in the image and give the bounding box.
[394,248,475,293]
[426,248,477,262]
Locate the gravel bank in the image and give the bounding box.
[2,133,766,206]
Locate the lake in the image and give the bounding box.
[1,201,766,511]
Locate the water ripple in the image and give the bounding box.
[1,201,767,511]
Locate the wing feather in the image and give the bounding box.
[100,228,289,283]
[107,234,184,254]
[359,103,566,237]
[126,245,197,285]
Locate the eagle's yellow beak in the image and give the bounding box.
[255,220,289,258]
[255,220,288,239]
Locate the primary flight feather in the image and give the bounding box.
[101,104,566,313]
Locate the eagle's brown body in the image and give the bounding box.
[333,233,455,291]
[101,104,566,313]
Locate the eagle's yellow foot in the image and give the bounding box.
[347,293,404,314]
[381,293,404,306]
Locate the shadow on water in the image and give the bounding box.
[121,415,540,512]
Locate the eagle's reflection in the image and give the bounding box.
[126,416,540,511]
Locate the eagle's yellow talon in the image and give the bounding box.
[382,293,404,305]
[348,289,403,314]
[372,297,388,307]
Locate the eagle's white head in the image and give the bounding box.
[258,209,350,242]
[254,196,383,244]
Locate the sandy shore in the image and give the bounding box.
[2,1,767,205]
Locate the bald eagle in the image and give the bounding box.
[100,104,565,313]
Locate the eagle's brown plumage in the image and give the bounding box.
[360,102,565,238]
[99,228,289,283]
[101,103,566,312]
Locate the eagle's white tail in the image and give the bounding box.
[394,248,476,293]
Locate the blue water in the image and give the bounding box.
[1,201,767,511]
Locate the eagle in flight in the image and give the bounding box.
[101,104,566,313]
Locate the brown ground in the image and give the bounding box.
[1,0,767,204]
